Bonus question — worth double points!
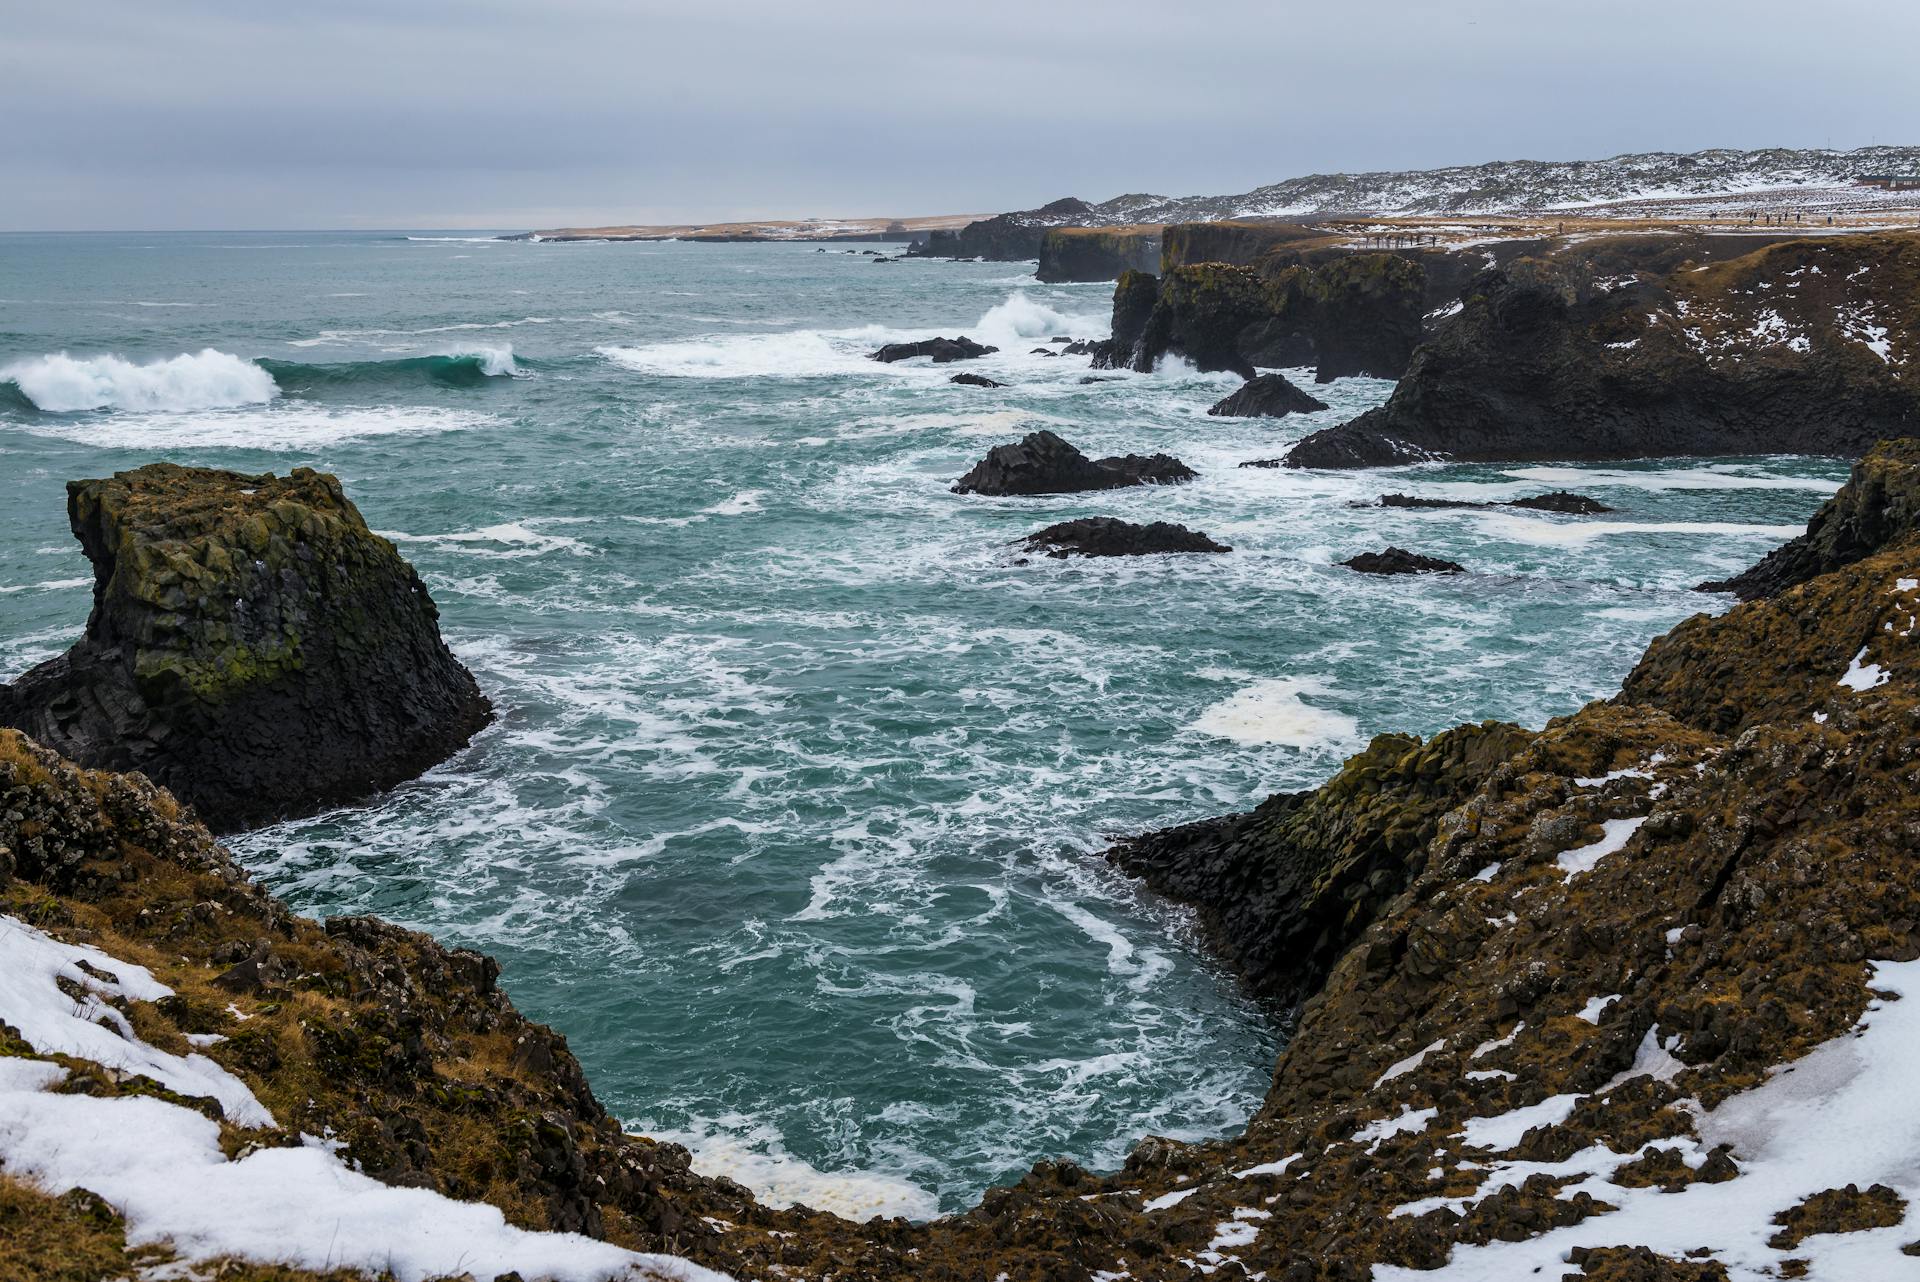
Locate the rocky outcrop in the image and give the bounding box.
[905,197,1093,261]
[950,372,1005,388]
[1698,437,1920,598]
[1036,227,1162,283]
[1341,547,1466,574]
[1285,232,1920,468]
[1370,490,1614,514]
[1019,517,1230,558]
[1087,269,1161,370]
[951,430,1195,495]
[1116,251,1427,382]
[869,335,997,363]
[1207,373,1330,418]
[0,465,490,831]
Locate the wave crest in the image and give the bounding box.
[261,347,520,391]
[0,349,276,413]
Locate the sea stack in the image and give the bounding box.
[0,463,492,830]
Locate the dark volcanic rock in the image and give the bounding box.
[1506,490,1615,514]
[905,197,1093,262]
[1285,233,1920,468]
[1037,226,1162,283]
[1698,437,1920,598]
[869,335,998,364]
[1341,547,1465,575]
[0,464,491,831]
[950,372,1005,388]
[1207,373,1330,418]
[1370,490,1613,513]
[951,430,1195,496]
[1020,517,1230,558]
[1088,269,1161,370]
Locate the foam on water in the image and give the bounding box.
[1189,677,1363,748]
[2,348,277,412]
[12,404,496,451]
[645,1116,942,1221]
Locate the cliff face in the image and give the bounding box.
[1035,226,1161,283]
[1286,232,1920,468]
[0,464,491,830]
[905,197,1093,261]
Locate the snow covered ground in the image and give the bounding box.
[0,914,731,1282]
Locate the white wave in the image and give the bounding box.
[598,330,883,379]
[0,578,89,596]
[623,489,767,527]
[379,521,595,559]
[969,290,1107,349]
[1471,512,1808,547]
[649,1116,941,1222]
[286,319,555,348]
[1,349,276,413]
[448,344,519,376]
[1190,677,1361,747]
[1502,465,1843,494]
[10,404,493,451]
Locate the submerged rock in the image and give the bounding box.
[0,464,491,830]
[950,372,1005,388]
[1020,517,1230,558]
[951,430,1196,496]
[1698,437,1920,598]
[1207,373,1330,418]
[869,335,998,364]
[1370,490,1614,514]
[1341,547,1465,575]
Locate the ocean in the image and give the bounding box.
[0,230,1845,1217]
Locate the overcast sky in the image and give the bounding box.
[4,0,1916,232]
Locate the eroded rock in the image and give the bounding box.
[951,430,1196,496]
[1019,518,1229,558]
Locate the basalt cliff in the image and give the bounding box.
[6,442,1920,1279]
[1286,231,1920,467]
[0,464,491,831]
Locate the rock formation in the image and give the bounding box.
[1087,269,1162,370]
[1341,547,1466,574]
[1019,517,1230,558]
[904,197,1093,262]
[1035,226,1162,283]
[869,335,997,364]
[1207,373,1330,418]
[1285,232,1920,468]
[1698,437,1920,598]
[949,372,1004,388]
[951,430,1196,496]
[0,464,491,831]
[1368,490,1614,514]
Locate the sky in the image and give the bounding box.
[4,0,1917,232]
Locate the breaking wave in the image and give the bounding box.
[0,349,276,413]
[259,347,522,391]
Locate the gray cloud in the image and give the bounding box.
[4,0,1916,230]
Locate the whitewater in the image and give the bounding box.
[0,230,1847,1216]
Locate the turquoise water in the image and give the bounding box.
[0,231,1846,1216]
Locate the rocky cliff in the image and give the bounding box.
[1286,231,1920,467]
[0,464,491,831]
[905,197,1093,261]
[1035,226,1161,283]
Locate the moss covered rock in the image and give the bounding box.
[0,464,491,830]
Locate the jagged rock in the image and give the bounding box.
[950,372,1005,388]
[0,464,490,831]
[1062,340,1097,356]
[905,197,1093,261]
[1080,375,1123,384]
[1207,373,1330,418]
[1285,233,1920,468]
[1341,547,1465,575]
[1019,518,1230,558]
[1030,347,1061,357]
[951,430,1195,496]
[1699,438,1920,598]
[870,335,998,364]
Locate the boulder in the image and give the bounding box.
[1369,491,1613,513]
[0,464,491,830]
[869,335,998,364]
[950,373,1005,388]
[1019,518,1230,558]
[1341,547,1465,575]
[1207,373,1330,418]
[951,430,1195,496]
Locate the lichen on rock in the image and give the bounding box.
[0,464,491,831]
